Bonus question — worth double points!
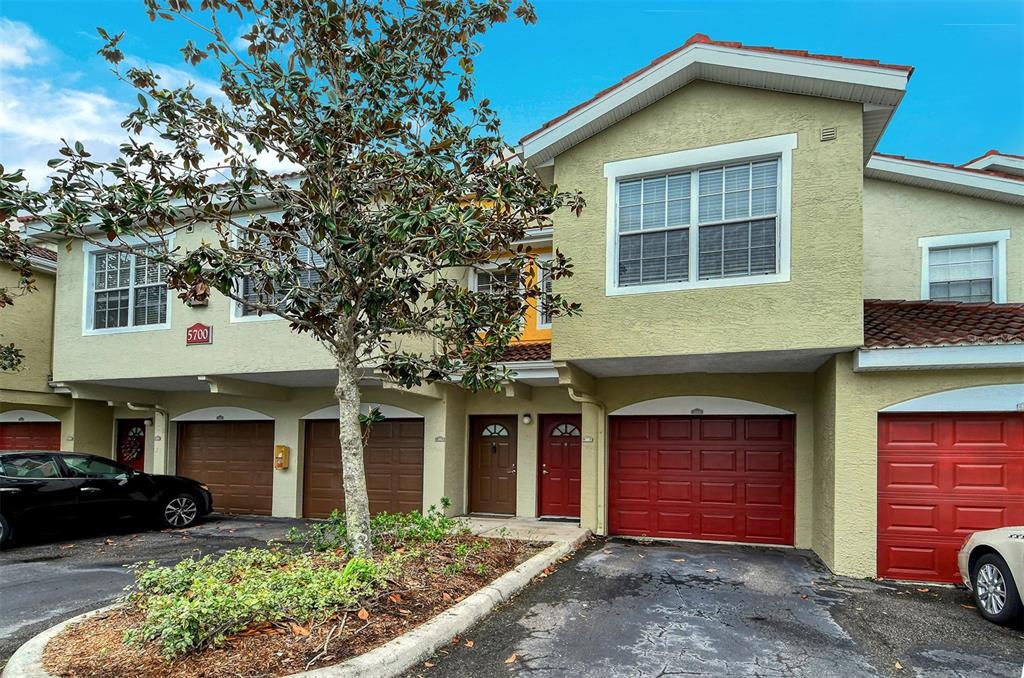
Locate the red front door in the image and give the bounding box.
[538,414,582,518]
[878,413,1024,583]
[608,416,795,545]
[116,419,147,471]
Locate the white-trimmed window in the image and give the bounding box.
[84,246,170,334]
[604,134,795,295]
[536,254,553,329]
[233,242,324,321]
[919,230,1010,303]
[473,267,518,295]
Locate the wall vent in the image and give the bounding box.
[820,127,838,142]
[184,225,195,234]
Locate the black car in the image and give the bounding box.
[0,451,213,546]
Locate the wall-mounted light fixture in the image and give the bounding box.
[522,413,533,425]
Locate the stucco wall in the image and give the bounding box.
[828,353,1024,578]
[863,178,1024,302]
[583,372,817,549]
[0,267,56,393]
[550,81,865,361]
[51,232,435,382]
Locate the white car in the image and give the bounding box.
[958,527,1024,625]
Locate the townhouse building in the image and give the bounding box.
[3,34,1022,583]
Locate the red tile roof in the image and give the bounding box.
[29,246,57,262]
[499,342,551,362]
[872,152,1024,183]
[863,299,1024,349]
[521,33,913,144]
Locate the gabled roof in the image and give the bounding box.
[961,149,1024,177]
[865,152,1024,205]
[863,299,1024,349]
[518,33,913,166]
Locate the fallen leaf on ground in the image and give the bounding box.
[357,608,369,621]
[442,592,452,601]
[389,593,402,603]
[895,660,903,670]
[961,604,976,609]
[60,544,77,550]
[464,640,473,648]
[424,661,434,668]
[399,608,412,615]
[104,539,115,545]
[505,654,518,664]
[706,568,718,573]
[916,588,929,593]
[671,558,685,563]
[800,594,809,600]
[289,623,309,637]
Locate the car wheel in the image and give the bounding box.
[160,494,200,529]
[972,553,1022,625]
[0,514,11,548]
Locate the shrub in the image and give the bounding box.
[124,548,395,659]
[289,497,466,553]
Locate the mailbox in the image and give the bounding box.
[274,445,290,470]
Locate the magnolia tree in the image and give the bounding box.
[0,0,583,554]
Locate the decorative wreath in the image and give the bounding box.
[119,426,144,461]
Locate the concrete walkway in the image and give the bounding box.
[460,516,588,543]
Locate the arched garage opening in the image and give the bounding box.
[300,403,424,519]
[877,384,1024,582]
[0,410,61,450]
[607,395,796,545]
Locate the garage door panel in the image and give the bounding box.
[878,413,1024,583]
[656,419,693,439]
[658,480,692,502]
[302,419,423,519]
[609,416,794,545]
[657,449,691,471]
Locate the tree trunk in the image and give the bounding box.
[335,347,372,556]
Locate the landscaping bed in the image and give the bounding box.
[41,507,543,678]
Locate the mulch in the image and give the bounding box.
[42,537,544,678]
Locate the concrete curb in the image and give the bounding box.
[2,605,121,678]
[2,532,590,678]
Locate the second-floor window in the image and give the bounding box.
[88,249,168,331]
[616,159,780,288]
[926,245,994,303]
[235,244,323,319]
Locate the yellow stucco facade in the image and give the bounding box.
[863,178,1024,303]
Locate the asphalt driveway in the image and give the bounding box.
[0,514,308,667]
[406,538,1024,678]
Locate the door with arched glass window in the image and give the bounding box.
[469,415,517,514]
[539,414,582,518]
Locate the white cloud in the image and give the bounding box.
[0,18,48,69]
[0,19,299,189]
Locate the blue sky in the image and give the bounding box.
[1,0,1021,186]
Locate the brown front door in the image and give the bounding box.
[302,418,424,519]
[469,415,517,515]
[116,419,146,471]
[538,414,582,518]
[176,421,274,515]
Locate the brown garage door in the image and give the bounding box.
[0,422,61,450]
[303,419,424,519]
[176,421,274,515]
[608,416,795,545]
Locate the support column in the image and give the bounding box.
[151,409,172,474]
[516,413,538,518]
[579,400,607,535]
[271,415,303,518]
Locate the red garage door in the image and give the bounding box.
[878,413,1024,583]
[0,422,61,451]
[609,416,795,544]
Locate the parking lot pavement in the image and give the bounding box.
[0,514,308,667]
[404,538,1024,678]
